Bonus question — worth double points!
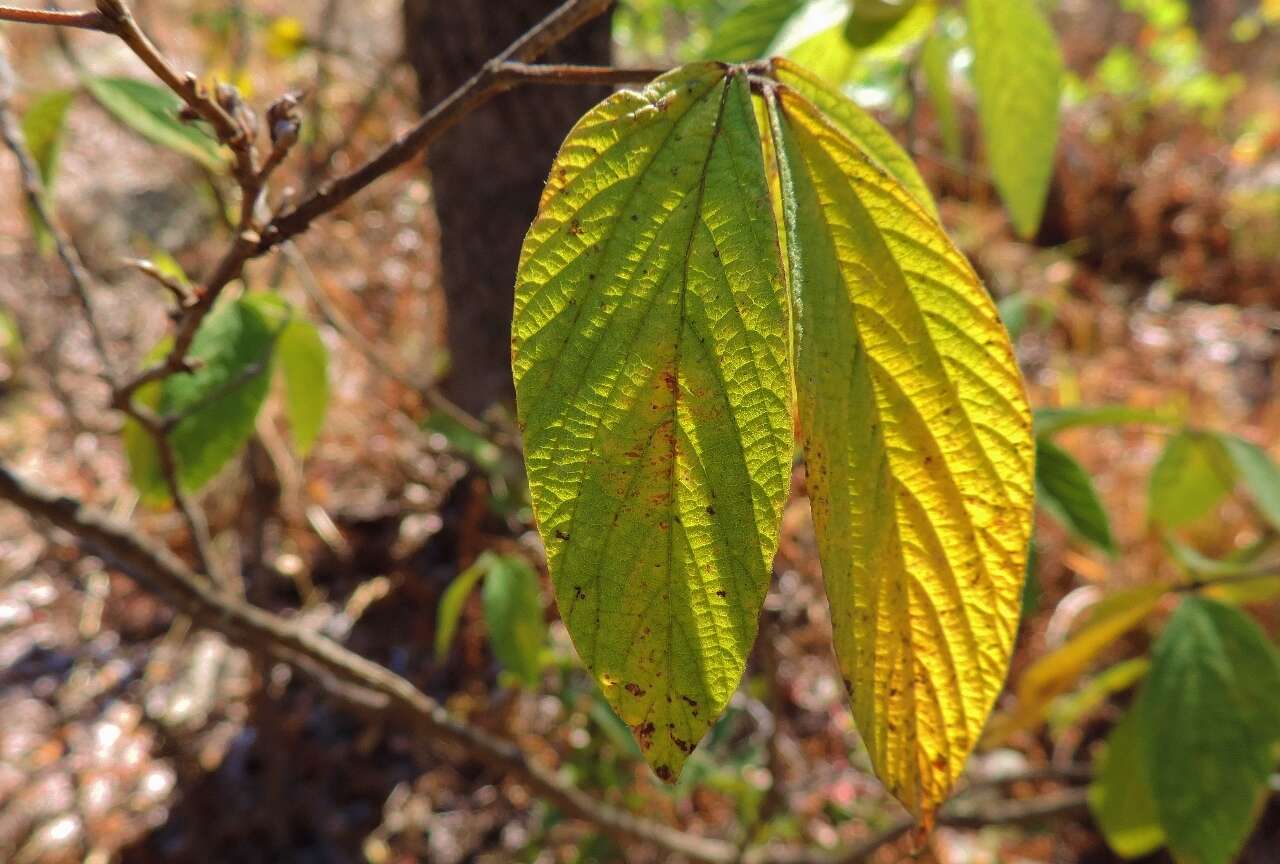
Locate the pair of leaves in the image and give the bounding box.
[1150,429,1280,530]
[434,552,547,687]
[512,61,1033,817]
[1089,596,1280,864]
[125,294,328,505]
[707,0,1062,237]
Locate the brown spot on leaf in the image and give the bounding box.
[655,764,673,782]
[625,682,646,697]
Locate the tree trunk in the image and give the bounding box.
[403,0,612,413]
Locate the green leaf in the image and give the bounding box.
[1138,596,1280,864]
[84,76,225,171]
[512,65,793,781]
[1088,705,1167,859]
[21,90,73,188]
[705,0,806,62]
[434,556,489,661]
[423,412,504,473]
[1036,436,1115,554]
[125,299,277,505]
[766,83,1033,817]
[771,57,937,216]
[1216,434,1280,529]
[239,295,328,455]
[1148,431,1236,528]
[20,89,74,254]
[920,20,962,158]
[276,317,328,456]
[482,554,547,688]
[1033,403,1179,436]
[964,0,1063,237]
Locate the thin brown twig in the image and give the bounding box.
[0,39,223,585]
[259,0,657,252]
[0,45,115,381]
[0,2,108,29]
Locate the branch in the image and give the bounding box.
[744,789,1089,864]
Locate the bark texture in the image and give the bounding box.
[403,0,612,412]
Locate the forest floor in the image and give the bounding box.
[0,1,1278,862]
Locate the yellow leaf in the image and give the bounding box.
[766,86,1035,818]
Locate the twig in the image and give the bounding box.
[122,257,194,306]
[743,789,1090,864]
[258,1,661,252]
[0,2,108,30]
[4,0,661,431]
[0,44,115,380]
[0,38,222,585]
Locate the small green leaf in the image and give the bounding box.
[1148,431,1236,528]
[85,76,225,170]
[482,555,547,687]
[1138,596,1280,864]
[276,317,328,456]
[920,20,962,158]
[1216,434,1280,529]
[21,90,73,188]
[20,89,74,254]
[705,0,806,62]
[1088,705,1167,859]
[1033,404,1179,436]
[434,557,489,661]
[1036,437,1115,554]
[239,295,328,455]
[125,299,277,505]
[965,0,1063,237]
[423,412,503,473]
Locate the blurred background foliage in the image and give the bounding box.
[0,1,1279,863]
